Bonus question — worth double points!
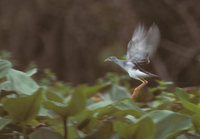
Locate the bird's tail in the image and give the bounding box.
[147,72,159,78]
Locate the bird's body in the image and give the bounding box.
[110,58,156,80]
[128,67,149,80]
[105,23,160,99]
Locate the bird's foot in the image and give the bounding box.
[131,89,139,99]
[131,80,148,99]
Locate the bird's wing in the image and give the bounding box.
[126,24,160,64]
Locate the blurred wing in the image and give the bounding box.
[126,24,160,64]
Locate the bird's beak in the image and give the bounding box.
[104,58,110,62]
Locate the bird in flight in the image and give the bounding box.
[105,23,160,99]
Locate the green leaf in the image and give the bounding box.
[0,59,12,78]
[45,89,64,103]
[192,114,200,133]
[75,84,105,98]
[44,91,86,117]
[176,133,200,139]
[51,123,64,136]
[6,69,39,95]
[104,85,131,101]
[114,116,155,139]
[0,81,12,92]
[88,101,112,109]
[147,110,192,139]
[64,91,86,116]
[113,121,137,138]
[83,122,113,139]
[28,119,40,127]
[78,117,100,133]
[68,126,80,139]
[29,127,63,139]
[43,100,68,116]
[176,135,188,139]
[2,90,43,124]
[113,99,143,112]
[176,88,190,100]
[0,117,11,130]
[26,68,37,76]
[176,89,200,114]
[112,99,144,118]
[69,110,93,129]
[133,116,155,139]
[156,80,173,86]
[91,99,144,120]
[38,107,56,118]
[92,105,117,119]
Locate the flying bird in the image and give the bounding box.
[105,24,160,99]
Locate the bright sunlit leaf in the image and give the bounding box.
[0,59,12,78]
[148,110,192,139]
[6,69,39,95]
[0,117,11,130]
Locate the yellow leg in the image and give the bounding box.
[131,79,148,99]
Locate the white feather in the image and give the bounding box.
[127,68,149,80]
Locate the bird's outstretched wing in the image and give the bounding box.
[126,24,160,64]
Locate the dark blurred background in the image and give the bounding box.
[0,0,200,87]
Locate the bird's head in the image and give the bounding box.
[104,56,118,63]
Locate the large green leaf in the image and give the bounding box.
[83,122,113,139]
[86,85,128,109]
[68,126,80,139]
[133,116,155,139]
[114,116,155,139]
[44,84,103,117]
[90,99,144,121]
[43,100,68,116]
[0,117,11,130]
[91,105,118,119]
[104,85,131,101]
[66,91,86,116]
[45,89,64,103]
[68,110,93,133]
[25,68,37,76]
[112,99,144,118]
[0,81,12,92]
[176,134,200,139]
[75,84,105,98]
[0,59,12,78]
[148,110,192,139]
[29,127,63,139]
[44,91,86,117]
[192,114,200,133]
[77,116,100,133]
[2,90,43,124]
[38,107,57,118]
[113,121,137,138]
[91,99,144,120]
[88,101,112,109]
[176,89,200,114]
[6,69,39,95]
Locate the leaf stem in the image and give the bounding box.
[23,126,28,139]
[63,116,68,139]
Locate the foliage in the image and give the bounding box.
[0,58,200,139]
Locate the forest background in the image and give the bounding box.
[0,0,200,86]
